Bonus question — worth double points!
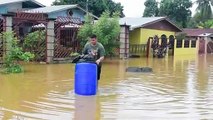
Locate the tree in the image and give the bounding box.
[187,16,200,28]
[196,0,213,22]
[143,0,159,17]
[78,11,121,56]
[159,0,192,28]
[198,19,213,28]
[52,0,124,17]
[77,15,94,48]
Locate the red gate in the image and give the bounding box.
[0,18,4,63]
[13,12,48,62]
[54,17,82,59]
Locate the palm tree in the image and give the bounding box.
[196,0,213,21]
[198,19,213,28]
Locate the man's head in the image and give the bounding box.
[90,34,97,45]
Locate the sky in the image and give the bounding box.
[36,0,198,17]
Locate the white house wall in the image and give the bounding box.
[48,8,85,21]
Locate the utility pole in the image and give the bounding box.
[86,0,88,15]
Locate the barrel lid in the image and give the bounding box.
[77,59,96,64]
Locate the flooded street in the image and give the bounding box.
[0,55,213,120]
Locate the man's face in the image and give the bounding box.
[90,38,97,45]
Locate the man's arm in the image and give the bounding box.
[96,44,105,65]
[96,56,104,65]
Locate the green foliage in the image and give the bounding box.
[93,12,120,56]
[0,32,34,74]
[23,30,46,61]
[159,0,192,28]
[198,19,213,28]
[77,15,94,48]
[196,0,212,22]
[78,11,121,56]
[52,0,124,17]
[176,33,187,40]
[188,0,213,28]
[70,52,80,57]
[143,0,159,17]
[187,17,199,28]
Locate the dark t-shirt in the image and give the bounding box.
[82,42,105,60]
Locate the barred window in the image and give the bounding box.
[191,40,196,48]
[176,40,182,48]
[184,40,190,48]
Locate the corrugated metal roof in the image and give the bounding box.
[0,0,44,7]
[0,0,26,5]
[26,5,78,13]
[119,17,165,30]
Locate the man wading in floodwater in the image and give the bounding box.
[82,34,105,80]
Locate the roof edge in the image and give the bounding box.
[46,4,78,14]
[31,0,45,7]
[0,0,45,7]
[139,17,182,32]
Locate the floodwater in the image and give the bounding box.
[0,55,213,120]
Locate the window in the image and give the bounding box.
[176,40,182,48]
[184,40,190,48]
[191,40,196,48]
[168,35,174,49]
[161,34,167,47]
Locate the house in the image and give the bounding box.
[119,17,183,58]
[120,17,182,44]
[182,29,213,54]
[0,0,98,63]
[0,0,44,15]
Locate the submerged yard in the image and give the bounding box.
[0,55,213,119]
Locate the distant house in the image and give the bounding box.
[119,17,182,58]
[120,17,182,44]
[182,29,213,54]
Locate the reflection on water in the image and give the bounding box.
[0,55,213,119]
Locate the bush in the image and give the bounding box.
[0,32,34,74]
[23,30,46,61]
[78,11,121,56]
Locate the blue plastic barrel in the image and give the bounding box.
[74,62,97,95]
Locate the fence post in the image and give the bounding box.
[119,25,129,59]
[46,18,55,63]
[2,14,13,56]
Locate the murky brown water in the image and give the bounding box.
[0,55,213,120]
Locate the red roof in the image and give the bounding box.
[183,29,213,37]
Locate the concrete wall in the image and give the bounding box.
[129,28,141,44]
[0,6,8,14]
[140,28,175,44]
[129,28,175,45]
[119,26,129,58]
[0,3,23,14]
[174,39,199,56]
[48,8,85,21]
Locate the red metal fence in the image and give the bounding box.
[1,12,83,62]
[0,18,4,63]
[54,16,82,59]
[13,12,48,62]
